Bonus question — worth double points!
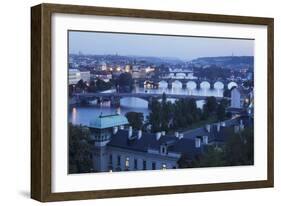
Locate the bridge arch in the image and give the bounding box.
[172,80,182,89]
[214,81,224,90]
[200,81,211,89]
[158,80,168,89]
[228,81,238,90]
[186,81,197,90]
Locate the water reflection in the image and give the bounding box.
[69,86,224,126]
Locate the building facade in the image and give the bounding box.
[68,69,91,85]
[88,113,250,173]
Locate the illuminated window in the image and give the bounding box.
[125,157,130,168]
[162,163,167,170]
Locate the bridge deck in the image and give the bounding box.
[73,92,226,101]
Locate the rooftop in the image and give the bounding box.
[89,114,129,129]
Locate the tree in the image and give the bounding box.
[149,98,162,132]
[191,127,254,168]
[75,79,87,92]
[193,145,225,167]
[224,126,254,166]
[95,78,112,91]
[223,89,231,98]
[217,103,226,121]
[202,96,218,119]
[125,112,144,130]
[68,124,92,174]
[118,72,133,92]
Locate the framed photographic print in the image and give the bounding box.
[31,3,274,202]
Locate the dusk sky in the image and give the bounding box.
[69,31,254,60]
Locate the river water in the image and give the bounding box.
[69,83,224,126]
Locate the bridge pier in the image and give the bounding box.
[167,80,173,89]
[196,82,201,90]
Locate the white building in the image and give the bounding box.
[68,69,91,85]
[69,69,81,85]
[79,71,91,83]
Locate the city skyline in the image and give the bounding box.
[69,31,254,61]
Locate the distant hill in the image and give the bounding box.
[190,56,254,70]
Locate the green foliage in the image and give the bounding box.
[125,112,144,130]
[194,146,225,167]
[118,72,133,92]
[224,126,254,165]
[95,78,112,91]
[149,98,162,132]
[188,127,254,168]
[149,94,205,132]
[74,79,113,93]
[68,123,92,174]
[217,103,226,121]
[223,89,231,98]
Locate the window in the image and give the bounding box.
[134,159,138,170]
[162,163,167,170]
[117,155,121,166]
[152,162,156,170]
[143,160,147,170]
[125,157,130,168]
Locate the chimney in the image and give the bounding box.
[128,126,133,138]
[202,136,208,144]
[113,126,118,134]
[195,137,201,148]
[137,130,142,139]
[205,124,211,132]
[156,132,161,140]
[161,131,166,136]
[217,123,220,132]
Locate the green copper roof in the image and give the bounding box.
[89,114,129,129]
